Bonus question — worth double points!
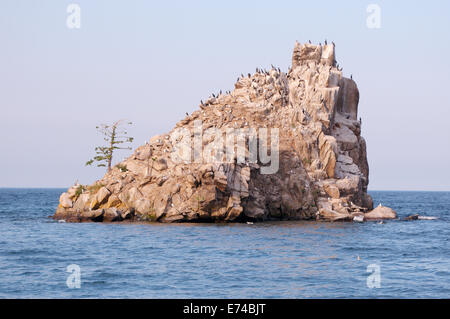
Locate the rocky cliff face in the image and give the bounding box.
[54,42,392,223]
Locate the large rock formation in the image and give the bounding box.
[54,42,392,223]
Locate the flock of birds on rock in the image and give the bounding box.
[194,40,358,114]
[306,39,335,47]
[234,65,282,83]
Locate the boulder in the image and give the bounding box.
[318,208,352,222]
[120,210,134,220]
[365,205,397,220]
[80,209,104,222]
[103,208,122,222]
[89,187,111,210]
[59,193,73,208]
[106,194,122,208]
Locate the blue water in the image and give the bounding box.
[0,188,448,298]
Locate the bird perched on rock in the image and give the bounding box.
[185,112,189,116]
[350,74,353,80]
[325,39,327,45]
[308,40,311,44]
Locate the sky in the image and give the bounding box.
[0,0,449,190]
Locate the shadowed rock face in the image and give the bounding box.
[54,42,384,223]
[336,78,359,120]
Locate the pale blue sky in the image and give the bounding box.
[0,0,449,190]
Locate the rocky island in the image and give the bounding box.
[54,42,396,223]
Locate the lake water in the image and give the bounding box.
[0,188,448,298]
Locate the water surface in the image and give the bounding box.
[0,189,448,298]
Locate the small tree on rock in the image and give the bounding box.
[85,120,134,172]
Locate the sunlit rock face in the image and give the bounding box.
[54,42,384,223]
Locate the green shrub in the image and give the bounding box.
[116,163,128,172]
[140,212,157,222]
[75,185,84,197]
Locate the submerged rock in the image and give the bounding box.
[417,216,438,220]
[404,214,419,221]
[403,214,438,221]
[54,42,391,223]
